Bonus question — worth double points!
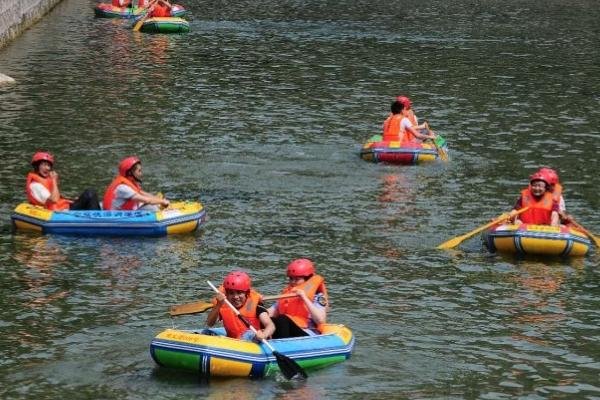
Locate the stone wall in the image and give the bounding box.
[0,0,63,50]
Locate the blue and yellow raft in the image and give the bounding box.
[483,223,591,257]
[11,201,206,236]
[150,324,354,378]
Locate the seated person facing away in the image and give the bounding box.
[268,258,328,338]
[206,271,275,341]
[509,170,560,227]
[26,151,100,211]
[103,156,170,211]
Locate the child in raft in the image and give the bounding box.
[206,271,275,341]
[268,259,329,338]
[509,170,560,227]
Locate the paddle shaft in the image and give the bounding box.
[569,219,600,247]
[437,206,530,249]
[169,292,299,316]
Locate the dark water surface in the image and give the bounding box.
[1,0,599,398]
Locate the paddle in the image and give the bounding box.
[132,0,156,31]
[207,280,307,380]
[169,293,299,316]
[437,206,530,250]
[568,218,600,247]
[423,121,448,161]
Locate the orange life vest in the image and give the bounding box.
[402,113,419,144]
[277,275,328,333]
[102,176,141,211]
[151,3,171,17]
[215,288,262,339]
[551,183,563,203]
[382,114,404,142]
[26,172,71,211]
[519,188,554,225]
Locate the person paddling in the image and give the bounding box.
[205,271,275,341]
[537,167,572,224]
[26,151,100,211]
[382,100,434,144]
[268,259,328,339]
[102,156,170,211]
[146,0,173,17]
[509,170,560,226]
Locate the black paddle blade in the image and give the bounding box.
[273,351,307,380]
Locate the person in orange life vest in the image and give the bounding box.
[26,152,101,211]
[268,259,328,339]
[102,156,170,211]
[382,101,435,144]
[147,0,172,17]
[205,271,275,341]
[396,96,429,131]
[537,167,572,224]
[509,171,560,226]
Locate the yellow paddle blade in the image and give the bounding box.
[437,207,530,250]
[169,301,213,316]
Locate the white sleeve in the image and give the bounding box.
[115,184,137,200]
[400,117,412,130]
[559,196,566,212]
[29,182,50,204]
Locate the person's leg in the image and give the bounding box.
[271,315,309,339]
[70,189,101,210]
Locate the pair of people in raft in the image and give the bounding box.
[206,259,328,341]
[26,152,170,212]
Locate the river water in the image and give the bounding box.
[0,0,599,398]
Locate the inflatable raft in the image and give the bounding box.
[137,17,189,33]
[360,134,448,165]
[11,201,206,236]
[150,324,354,378]
[483,223,591,257]
[94,3,186,18]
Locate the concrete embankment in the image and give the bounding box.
[0,0,64,83]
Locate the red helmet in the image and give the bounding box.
[118,156,140,177]
[396,95,412,108]
[223,271,251,291]
[529,171,550,187]
[538,167,559,186]
[286,258,315,278]
[31,151,54,166]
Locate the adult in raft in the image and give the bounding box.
[382,100,436,145]
[268,258,329,339]
[509,170,560,227]
[26,151,101,211]
[102,156,170,211]
[206,271,275,341]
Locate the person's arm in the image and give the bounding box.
[131,191,170,207]
[254,306,276,341]
[47,171,61,203]
[509,197,523,223]
[205,293,224,327]
[292,288,326,324]
[550,211,560,227]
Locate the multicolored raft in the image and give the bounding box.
[150,324,354,378]
[11,201,206,236]
[360,135,448,165]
